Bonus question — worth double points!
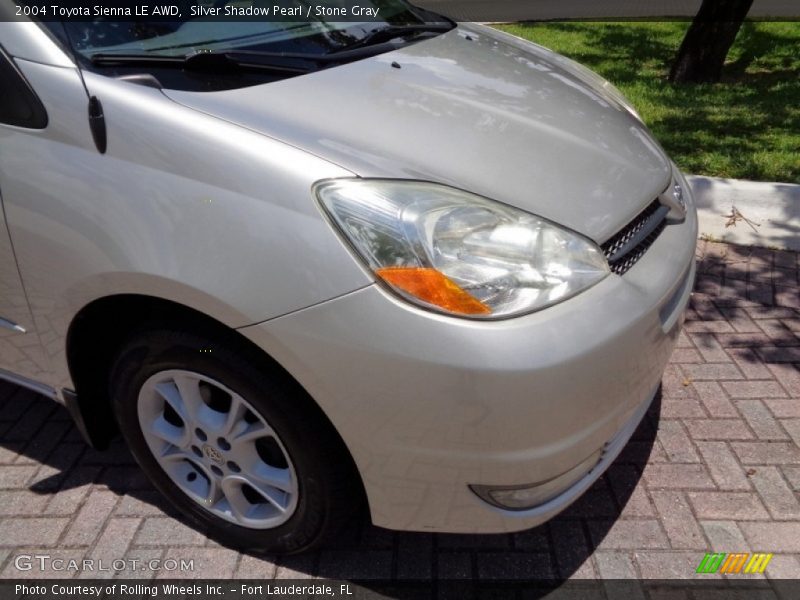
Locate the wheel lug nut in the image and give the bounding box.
[195,428,207,442]
[210,465,223,477]
[191,445,202,458]
[227,461,241,473]
[217,437,231,451]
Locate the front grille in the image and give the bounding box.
[601,199,670,275]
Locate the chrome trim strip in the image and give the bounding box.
[0,367,58,400]
[0,317,26,333]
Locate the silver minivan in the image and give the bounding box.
[0,1,696,553]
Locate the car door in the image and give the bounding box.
[0,44,53,390]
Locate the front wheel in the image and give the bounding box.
[110,329,358,554]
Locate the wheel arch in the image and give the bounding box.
[65,294,367,512]
[66,294,244,451]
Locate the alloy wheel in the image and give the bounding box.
[137,369,298,529]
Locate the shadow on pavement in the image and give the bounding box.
[2,241,796,593]
[0,379,661,594]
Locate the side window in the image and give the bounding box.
[0,47,47,129]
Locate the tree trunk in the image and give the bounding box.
[669,0,754,84]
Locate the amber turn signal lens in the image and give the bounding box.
[376,267,491,316]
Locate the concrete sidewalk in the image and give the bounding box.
[0,241,798,586]
[690,176,800,253]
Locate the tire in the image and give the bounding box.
[109,328,359,554]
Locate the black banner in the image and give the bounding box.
[2,580,800,600]
[2,0,799,23]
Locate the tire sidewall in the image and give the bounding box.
[110,331,333,554]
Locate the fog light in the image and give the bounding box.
[470,449,603,511]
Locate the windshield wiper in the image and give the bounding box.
[330,23,455,54]
[90,23,456,72]
[90,50,315,75]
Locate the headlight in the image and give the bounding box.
[660,163,693,222]
[316,180,609,319]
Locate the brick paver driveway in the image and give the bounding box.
[0,241,799,584]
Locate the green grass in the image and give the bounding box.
[494,21,800,183]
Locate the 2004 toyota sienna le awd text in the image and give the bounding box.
[0,1,697,553]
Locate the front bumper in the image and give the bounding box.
[240,202,697,533]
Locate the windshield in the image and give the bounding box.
[45,1,446,58]
[39,1,452,90]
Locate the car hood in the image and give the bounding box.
[165,25,672,242]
